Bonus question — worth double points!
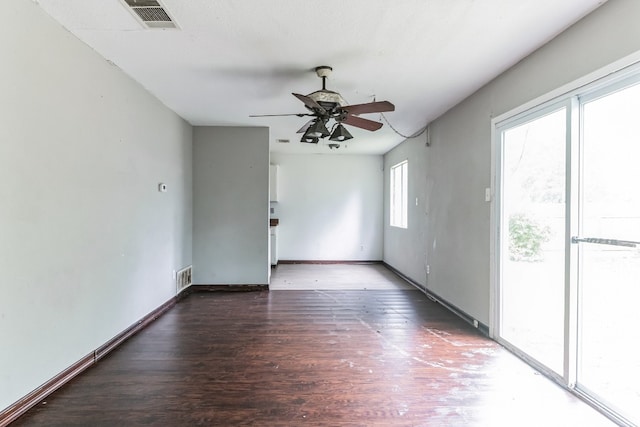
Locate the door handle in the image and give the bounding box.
[571,236,639,248]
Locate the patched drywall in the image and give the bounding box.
[383,138,430,284]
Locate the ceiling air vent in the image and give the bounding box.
[123,0,177,29]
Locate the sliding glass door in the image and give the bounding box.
[496,70,640,425]
[575,81,640,425]
[499,106,567,376]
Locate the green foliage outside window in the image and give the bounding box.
[508,213,551,261]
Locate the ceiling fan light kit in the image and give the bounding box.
[301,136,319,144]
[305,119,331,138]
[251,66,395,149]
[329,123,353,142]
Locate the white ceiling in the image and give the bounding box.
[35,0,606,155]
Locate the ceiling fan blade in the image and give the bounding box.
[342,100,395,115]
[292,93,327,115]
[296,120,314,134]
[249,113,311,117]
[342,115,384,131]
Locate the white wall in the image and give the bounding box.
[384,0,640,325]
[270,153,383,261]
[0,1,193,412]
[193,127,270,285]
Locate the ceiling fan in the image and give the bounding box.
[250,66,395,147]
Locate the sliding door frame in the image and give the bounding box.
[490,60,640,427]
[491,98,575,387]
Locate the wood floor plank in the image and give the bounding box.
[12,290,613,426]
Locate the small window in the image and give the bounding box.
[390,160,408,228]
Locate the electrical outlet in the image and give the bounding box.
[426,265,430,274]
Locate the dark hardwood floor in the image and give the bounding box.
[12,290,613,426]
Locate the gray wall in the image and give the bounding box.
[383,0,640,325]
[193,127,270,285]
[384,138,429,283]
[0,1,193,412]
[270,153,383,261]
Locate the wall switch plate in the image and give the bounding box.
[484,187,491,202]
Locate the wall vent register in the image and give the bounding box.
[176,265,192,293]
[123,0,177,29]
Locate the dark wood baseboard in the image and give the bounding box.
[382,262,489,336]
[0,353,94,427]
[0,295,178,427]
[94,297,176,361]
[381,263,425,292]
[278,260,382,265]
[189,284,269,292]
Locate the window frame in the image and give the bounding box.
[390,160,408,229]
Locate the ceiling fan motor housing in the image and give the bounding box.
[307,90,347,111]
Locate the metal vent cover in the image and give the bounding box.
[176,265,192,293]
[123,0,177,29]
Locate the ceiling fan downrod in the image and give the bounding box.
[315,65,332,90]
